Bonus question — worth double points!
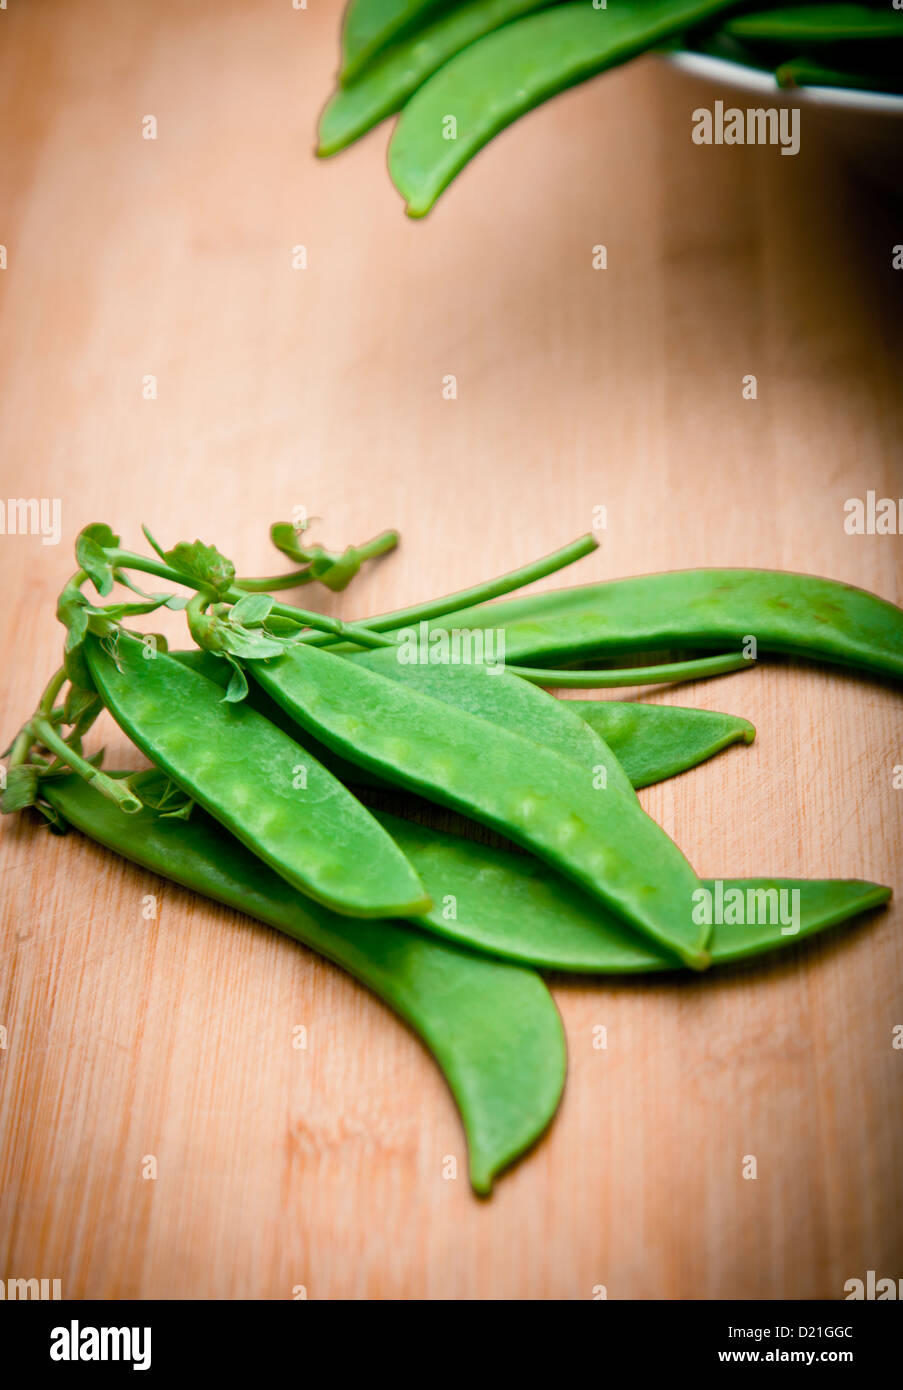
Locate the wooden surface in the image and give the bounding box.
[1,1,901,1300]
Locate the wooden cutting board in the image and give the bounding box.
[0,0,900,1299]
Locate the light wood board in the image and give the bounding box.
[0,0,901,1299]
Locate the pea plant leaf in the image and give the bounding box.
[62,600,90,653]
[36,797,70,833]
[223,656,250,704]
[76,523,121,597]
[263,614,307,638]
[161,538,236,599]
[1,764,41,814]
[229,594,274,627]
[63,686,102,731]
[114,570,187,610]
[84,595,176,622]
[216,624,287,660]
[126,769,194,819]
[63,642,95,692]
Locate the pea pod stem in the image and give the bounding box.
[28,714,142,813]
[6,666,136,813]
[507,652,755,687]
[38,667,68,716]
[305,531,599,648]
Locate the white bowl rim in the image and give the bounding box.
[666,50,903,117]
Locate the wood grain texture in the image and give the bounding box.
[1,0,901,1300]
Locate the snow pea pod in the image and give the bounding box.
[376,811,891,972]
[84,632,431,919]
[43,774,565,1196]
[178,643,639,798]
[248,644,713,970]
[574,700,755,790]
[320,0,554,155]
[341,0,461,83]
[349,645,638,797]
[171,649,755,791]
[776,56,903,91]
[414,569,903,681]
[388,0,738,215]
[725,5,903,43]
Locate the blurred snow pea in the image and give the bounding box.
[387,0,739,214]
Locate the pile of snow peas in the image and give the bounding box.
[3,519,899,1192]
[319,1,903,215]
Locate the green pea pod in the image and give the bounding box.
[725,5,903,43]
[321,0,553,155]
[171,648,756,791]
[176,644,638,796]
[776,56,903,92]
[387,0,738,215]
[375,811,891,971]
[42,774,565,1196]
[84,632,432,919]
[413,569,903,681]
[574,700,755,789]
[341,0,460,84]
[350,645,638,798]
[248,644,713,970]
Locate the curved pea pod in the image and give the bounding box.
[575,700,755,789]
[416,569,903,682]
[249,644,713,969]
[43,774,565,1195]
[387,0,737,215]
[320,0,552,155]
[375,812,892,973]
[84,633,431,919]
[340,0,458,84]
[171,648,755,791]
